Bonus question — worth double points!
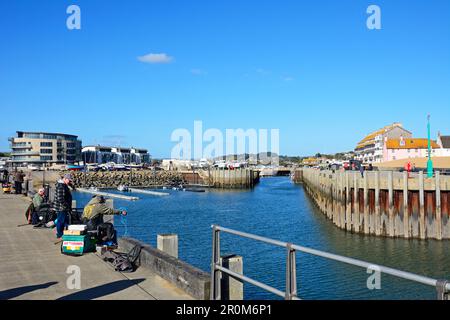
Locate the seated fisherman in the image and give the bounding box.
[26,188,52,225]
[32,188,46,210]
[82,195,127,243]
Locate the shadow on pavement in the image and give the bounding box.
[0,281,58,300]
[57,278,146,300]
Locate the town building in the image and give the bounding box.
[383,137,440,162]
[9,131,82,166]
[436,132,450,157]
[355,123,412,164]
[81,145,150,164]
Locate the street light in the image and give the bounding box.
[427,114,434,178]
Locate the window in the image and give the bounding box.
[40,142,53,147]
[43,134,57,139]
[66,143,76,148]
[40,156,52,161]
[12,156,30,160]
[40,149,53,154]
[13,142,27,147]
[24,133,41,139]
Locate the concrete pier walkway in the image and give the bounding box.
[0,194,193,300]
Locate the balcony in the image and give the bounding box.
[11,150,39,156]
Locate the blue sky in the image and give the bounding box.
[1,0,449,158]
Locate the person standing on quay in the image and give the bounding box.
[14,169,25,195]
[359,164,365,178]
[53,174,73,239]
[405,160,412,178]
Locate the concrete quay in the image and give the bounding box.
[0,194,193,300]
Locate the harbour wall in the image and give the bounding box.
[65,171,185,188]
[178,168,260,188]
[28,169,259,190]
[295,168,450,240]
[207,168,260,188]
[119,237,211,300]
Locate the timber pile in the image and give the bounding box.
[67,170,186,188]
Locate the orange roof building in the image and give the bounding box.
[383,137,441,162]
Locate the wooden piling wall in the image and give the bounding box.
[297,168,450,240]
[209,168,260,189]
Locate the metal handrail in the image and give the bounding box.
[210,225,450,300]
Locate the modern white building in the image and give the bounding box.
[82,145,150,164]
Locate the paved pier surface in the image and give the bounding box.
[0,194,193,300]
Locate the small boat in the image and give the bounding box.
[117,185,129,192]
[67,165,84,171]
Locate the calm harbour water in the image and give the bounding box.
[73,177,450,300]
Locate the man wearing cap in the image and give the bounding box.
[53,174,74,238]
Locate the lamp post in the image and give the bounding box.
[427,115,434,178]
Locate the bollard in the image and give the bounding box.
[220,254,243,300]
[157,234,178,258]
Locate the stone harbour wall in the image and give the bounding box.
[67,170,186,188]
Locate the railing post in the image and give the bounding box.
[210,225,221,300]
[436,280,449,300]
[221,255,243,300]
[285,243,297,300]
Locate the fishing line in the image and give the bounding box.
[118,206,128,236]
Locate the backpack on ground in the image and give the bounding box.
[32,207,56,228]
[101,245,142,273]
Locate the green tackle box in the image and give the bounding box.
[61,234,96,256]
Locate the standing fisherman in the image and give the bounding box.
[53,174,74,239]
[14,170,25,195]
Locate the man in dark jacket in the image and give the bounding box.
[53,174,73,238]
[14,170,25,194]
